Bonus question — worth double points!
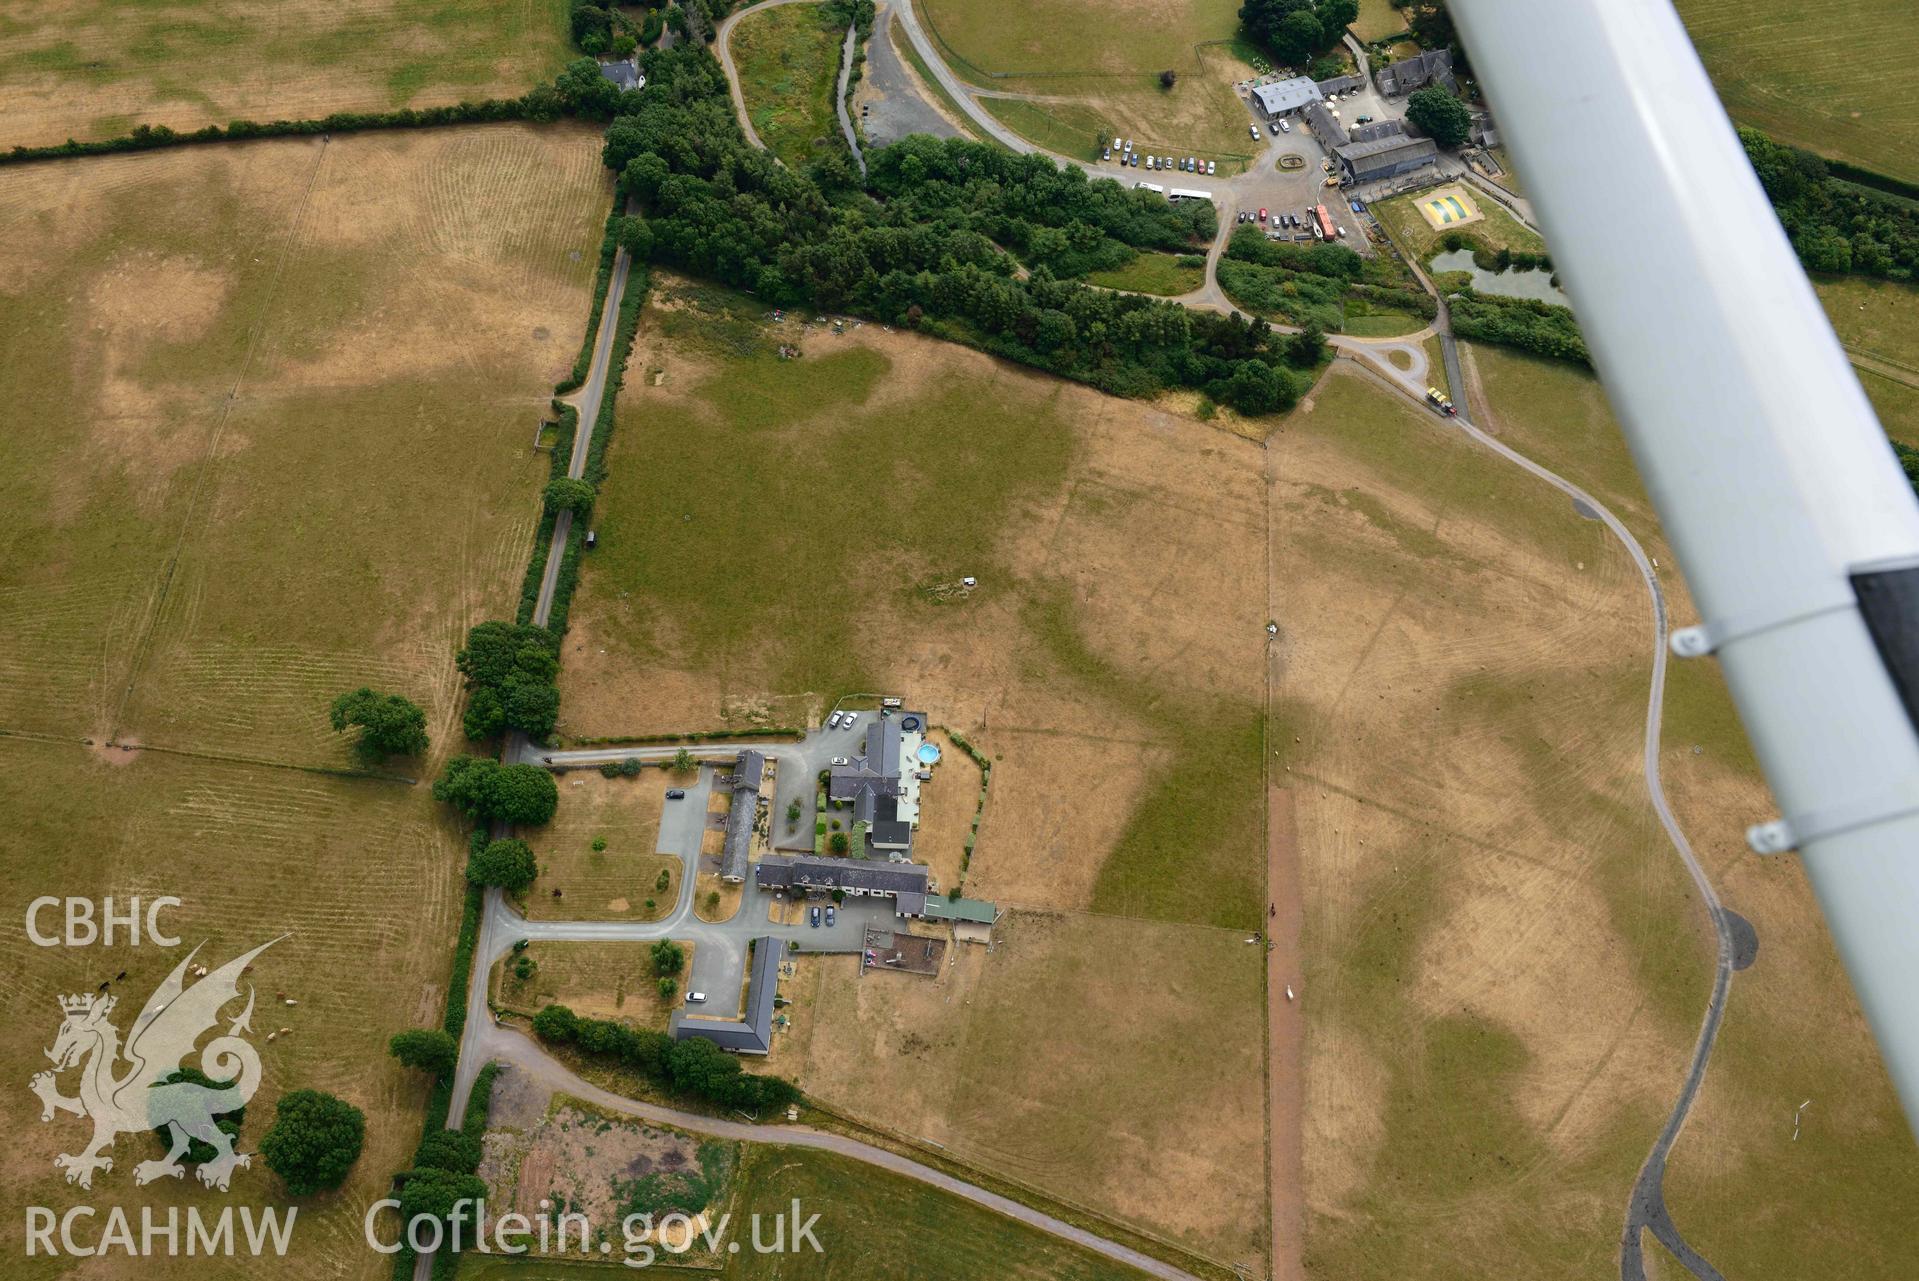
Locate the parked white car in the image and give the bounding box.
[1249,124,1260,140]
[1279,119,1291,133]
[1206,160,1216,175]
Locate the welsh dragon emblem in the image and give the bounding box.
[30,937,282,1191]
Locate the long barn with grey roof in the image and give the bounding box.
[719,749,766,884]
[670,935,783,1055]
[1334,133,1439,184]
[755,854,930,900]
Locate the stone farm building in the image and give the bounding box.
[1376,48,1454,97]
[720,749,766,884]
[670,935,783,1055]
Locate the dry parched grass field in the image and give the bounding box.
[1278,365,1714,1277]
[800,911,1267,1268]
[1463,345,1919,1278]
[0,740,470,1279]
[522,770,680,921]
[0,123,609,764]
[561,283,1270,931]
[0,124,608,1280]
[0,0,572,151]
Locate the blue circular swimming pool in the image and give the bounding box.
[917,742,941,765]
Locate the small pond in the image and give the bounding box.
[1429,247,1570,308]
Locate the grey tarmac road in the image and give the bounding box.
[531,209,635,629]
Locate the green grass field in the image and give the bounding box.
[919,0,1239,80]
[1676,0,1919,183]
[920,0,1258,160]
[1816,276,1919,448]
[1464,344,1663,545]
[731,2,846,169]
[1373,187,1548,263]
[1084,250,1205,296]
[1350,0,1409,42]
[0,0,571,151]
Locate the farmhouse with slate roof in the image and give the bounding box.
[1376,48,1454,97]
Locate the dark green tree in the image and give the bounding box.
[1319,0,1358,30]
[433,756,504,819]
[1894,442,1919,496]
[614,213,655,258]
[397,1167,488,1232]
[388,1028,459,1077]
[462,686,506,740]
[532,1004,579,1042]
[468,837,539,891]
[457,622,556,690]
[412,1128,482,1175]
[543,477,597,517]
[1288,322,1327,366]
[260,1089,365,1196]
[651,939,685,975]
[494,764,559,825]
[329,688,428,763]
[432,758,559,825]
[1406,85,1472,147]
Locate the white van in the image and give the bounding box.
[686,991,707,1004]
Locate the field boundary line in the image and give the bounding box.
[108,135,332,741]
[991,901,1267,938]
[0,726,416,783]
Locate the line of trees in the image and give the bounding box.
[1448,292,1590,366]
[456,621,562,742]
[602,45,1306,416]
[3,99,536,167]
[1239,0,1360,65]
[532,1003,800,1113]
[1742,128,1919,281]
[1217,226,1435,333]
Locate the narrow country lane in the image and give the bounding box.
[531,200,635,629]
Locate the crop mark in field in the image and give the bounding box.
[110,137,333,747]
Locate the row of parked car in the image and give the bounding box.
[1102,138,1216,176]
